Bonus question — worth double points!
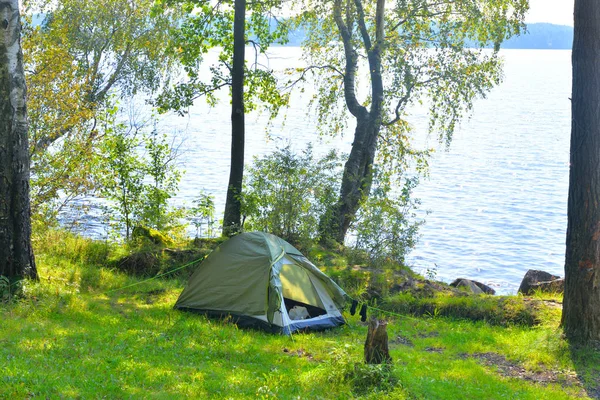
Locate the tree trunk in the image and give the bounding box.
[222,0,246,237]
[0,0,36,280]
[320,0,385,244]
[562,0,600,343]
[321,113,379,243]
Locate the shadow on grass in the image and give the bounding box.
[569,342,600,399]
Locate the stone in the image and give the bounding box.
[450,278,496,295]
[452,279,484,295]
[518,270,561,295]
[530,278,564,294]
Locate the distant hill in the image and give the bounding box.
[31,13,572,50]
[283,23,573,50]
[502,23,573,49]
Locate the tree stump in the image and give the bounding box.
[364,318,392,364]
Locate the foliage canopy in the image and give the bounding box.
[294,0,528,144]
[291,0,528,242]
[155,0,291,117]
[23,0,181,220]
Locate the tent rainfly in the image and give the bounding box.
[175,232,347,334]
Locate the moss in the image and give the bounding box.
[131,226,174,247]
[191,236,226,251]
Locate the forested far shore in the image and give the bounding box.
[286,22,574,49]
[500,23,573,49]
[30,12,573,50]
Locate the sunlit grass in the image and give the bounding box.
[1,231,598,399]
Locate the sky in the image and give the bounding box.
[526,0,574,26]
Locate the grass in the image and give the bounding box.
[1,231,599,399]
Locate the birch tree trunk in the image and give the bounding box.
[0,0,36,280]
[562,0,600,343]
[320,0,385,244]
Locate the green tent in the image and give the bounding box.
[175,232,347,334]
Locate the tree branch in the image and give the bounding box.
[333,0,366,117]
[94,41,133,103]
[283,65,345,90]
[353,0,372,51]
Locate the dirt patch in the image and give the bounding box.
[424,347,444,353]
[463,352,583,389]
[392,335,414,347]
[417,331,440,339]
[283,347,315,361]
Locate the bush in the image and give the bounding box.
[241,144,341,245]
[98,112,185,241]
[138,129,185,234]
[189,192,216,238]
[352,175,422,269]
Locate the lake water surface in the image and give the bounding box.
[103,48,573,294]
[406,49,571,294]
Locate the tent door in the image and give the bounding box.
[283,297,327,319]
[279,258,330,320]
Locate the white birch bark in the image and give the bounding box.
[0,0,36,280]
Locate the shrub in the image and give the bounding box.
[138,128,185,234]
[352,175,422,269]
[242,144,341,245]
[98,111,185,241]
[98,112,144,240]
[189,192,216,238]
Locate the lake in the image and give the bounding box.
[81,47,572,295]
[406,50,571,294]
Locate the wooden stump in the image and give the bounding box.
[364,318,392,364]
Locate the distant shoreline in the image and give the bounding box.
[31,12,573,51]
[280,23,574,50]
[498,23,573,50]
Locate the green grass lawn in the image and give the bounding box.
[1,232,599,399]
